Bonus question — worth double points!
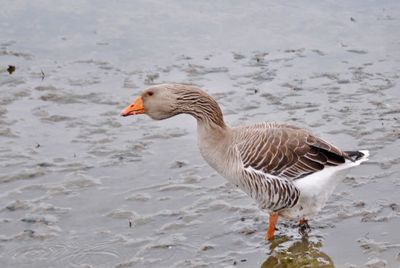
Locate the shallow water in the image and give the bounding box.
[1,1,400,267]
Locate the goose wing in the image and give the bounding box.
[236,123,349,181]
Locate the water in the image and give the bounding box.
[0,1,400,267]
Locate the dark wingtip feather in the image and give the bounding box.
[345,151,364,162]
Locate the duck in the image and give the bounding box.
[120,84,369,240]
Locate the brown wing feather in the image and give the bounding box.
[237,123,349,180]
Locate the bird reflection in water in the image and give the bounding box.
[261,235,334,268]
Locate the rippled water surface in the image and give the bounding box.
[1,1,400,267]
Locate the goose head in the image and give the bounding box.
[120,84,181,120]
[120,84,226,127]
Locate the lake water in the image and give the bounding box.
[1,1,400,267]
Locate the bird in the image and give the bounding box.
[120,84,369,240]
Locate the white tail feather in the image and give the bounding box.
[284,149,370,219]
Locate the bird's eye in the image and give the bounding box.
[147,91,154,97]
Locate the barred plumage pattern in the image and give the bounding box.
[231,122,353,211]
[140,84,358,214]
[167,84,226,128]
[235,122,350,181]
[239,167,300,211]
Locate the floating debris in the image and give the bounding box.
[7,65,15,74]
[201,245,214,251]
[144,73,159,85]
[170,160,188,169]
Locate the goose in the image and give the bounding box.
[120,84,369,240]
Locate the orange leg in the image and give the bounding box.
[265,212,278,240]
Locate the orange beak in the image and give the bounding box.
[120,96,145,117]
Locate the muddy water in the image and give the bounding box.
[1,1,400,267]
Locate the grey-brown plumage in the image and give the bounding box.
[236,122,352,181]
[230,122,362,212]
[121,83,369,239]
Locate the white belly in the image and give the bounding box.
[280,151,369,219]
[280,167,344,219]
